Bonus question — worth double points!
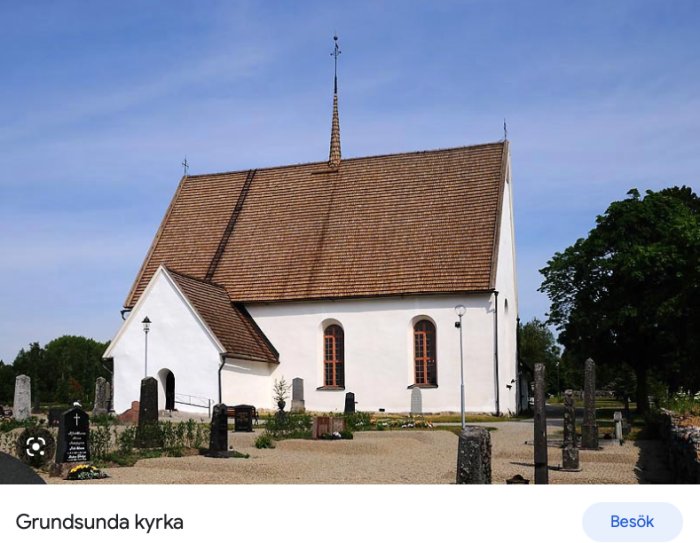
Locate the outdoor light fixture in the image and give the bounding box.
[455,305,466,429]
[142,316,151,378]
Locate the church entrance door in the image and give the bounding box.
[165,371,175,411]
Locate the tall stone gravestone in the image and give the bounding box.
[93,377,109,416]
[533,363,548,484]
[207,403,229,458]
[456,426,491,484]
[104,381,112,412]
[291,378,305,413]
[344,392,355,414]
[561,389,580,471]
[56,407,90,463]
[410,387,422,415]
[581,358,599,450]
[136,377,160,448]
[13,375,31,421]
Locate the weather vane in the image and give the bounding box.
[330,35,341,93]
[503,118,508,141]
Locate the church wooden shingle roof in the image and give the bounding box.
[126,141,509,308]
[167,268,278,363]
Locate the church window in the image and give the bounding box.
[324,324,345,387]
[414,320,437,386]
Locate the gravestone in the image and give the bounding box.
[16,428,56,468]
[344,392,356,414]
[206,403,229,458]
[93,377,109,416]
[104,381,112,412]
[56,407,90,463]
[410,387,422,415]
[581,358,599,449]
[13,374,31,421]
[561,389,580,471]
[533,363,548,484]
[0,452,46,484]
[136,377,160,448]
[456,426,491,484]
[614,411,623,444]
[233,405,255,432]
[291,378,305,413]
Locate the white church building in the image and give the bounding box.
[104,69,520,416]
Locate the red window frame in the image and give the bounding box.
[324,325,345,387]
[414,320,437,385]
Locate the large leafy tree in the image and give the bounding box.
[518,318,562,395]
[539,186,700,413]
[11,336,110,405]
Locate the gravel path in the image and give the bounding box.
[42,421,670,484]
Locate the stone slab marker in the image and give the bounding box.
[291,378,305,413]
[456,426,491,484]
[562,389,580,470]
[581,358,599,450]
[136,377,160,448]
[410,387,422,415]
[344,392,355,414]
[93,377,108,416]
[614,411,623,444]
[13,375,31,421]
[207,403,229,458]
[533,362,548,484]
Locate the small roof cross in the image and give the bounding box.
[182,157,189,177]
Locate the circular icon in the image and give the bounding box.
[16,428,56,468]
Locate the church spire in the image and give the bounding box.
[328,35,341,169]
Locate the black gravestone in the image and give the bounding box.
[233,405,255,432]
[0,452,46,484]
[344,392,356,414]
[207,403,229,457]
[136,377,160,448]
[16,428,56,468]
[56,407,90,463]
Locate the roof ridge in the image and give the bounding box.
[185,141,505,180]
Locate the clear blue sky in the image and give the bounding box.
[1,1,698,363]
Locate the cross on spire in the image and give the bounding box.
[330,34,341,94]
[182,157,189,177]
[328,35,342,168]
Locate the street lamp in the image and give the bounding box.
[142,316,151,378]
[455,304,466,429]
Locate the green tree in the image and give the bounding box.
[539,186,700,413]
[518,318,562,395]
[11,336,110,405]
[0,360,17,403]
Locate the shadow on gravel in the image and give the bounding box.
[634,439,673,484]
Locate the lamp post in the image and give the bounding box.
[455,305,466,429]
[142,316,151,378]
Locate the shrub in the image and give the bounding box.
[90,422,112,460]
[255,433,275,449]
[344,411,371,431]
[116,426,137,454]
[264,412,312,439]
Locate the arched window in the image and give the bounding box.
[324,325,345,387]
[414,320,437,386]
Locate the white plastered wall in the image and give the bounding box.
[245,294,509,413]
[494,151,520,413]
[105,268,222,414]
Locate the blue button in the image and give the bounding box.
[583,503,682,541]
